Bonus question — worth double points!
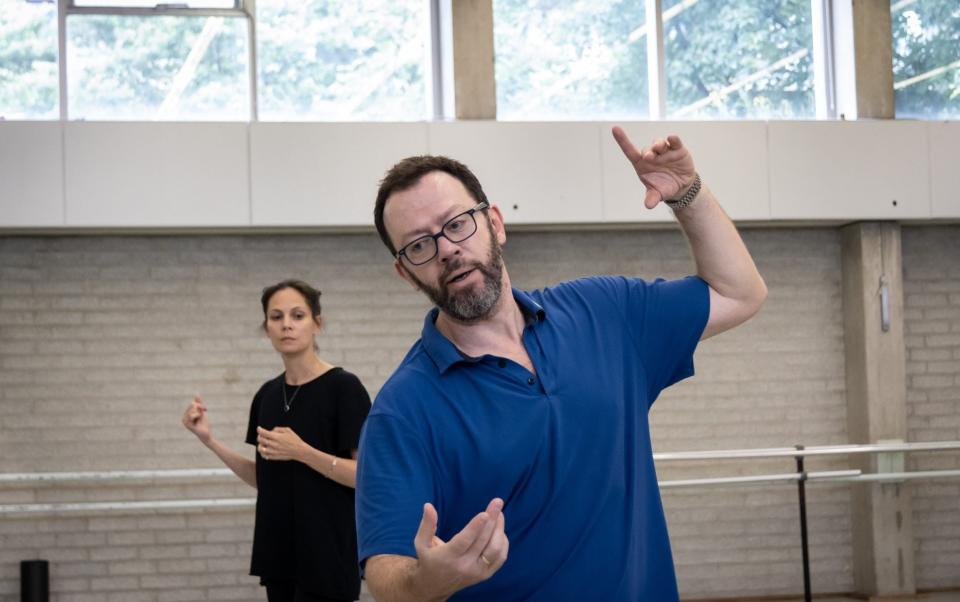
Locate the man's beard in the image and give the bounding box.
[408,228,504,323]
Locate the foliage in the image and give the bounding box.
[662,0,814,119]
[494,0,814,119]
[892,0,960,119]
[256,0,426,120]
[0,0,58,119]
[67,14,249,119]
[494,0,648,120]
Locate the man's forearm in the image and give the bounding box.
[673,184,766,305]
[366,555,449,602]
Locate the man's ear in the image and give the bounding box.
[394,260,420,291]
[488,202,507,246]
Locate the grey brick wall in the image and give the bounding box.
[0,225,931,600]
[903,226,960,590]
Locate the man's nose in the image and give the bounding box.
[436,234,461,263]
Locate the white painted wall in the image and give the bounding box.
[1,120,958,228]
[63,122,250,227]
[0,122,64,226]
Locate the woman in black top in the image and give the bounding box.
[181,279,371,602]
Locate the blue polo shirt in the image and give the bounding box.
[356,275,709,601]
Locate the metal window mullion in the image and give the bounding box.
[437,0,455,120]
[811,0,837,119]
[244,0,257,121]
[427,0,445,120]
[645,0,666,119]
[65,5,247,17]
[58,0,68,120]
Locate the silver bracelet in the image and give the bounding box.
[664,173,702,211]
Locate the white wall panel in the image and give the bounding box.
[250,123,428,227]
[0,122,64,226]
[602,122,770,223]
[427,122,603,224]
[929,121,960,218]
[769,121,931,219]
[64,122,249,226]
[3,121,955,230]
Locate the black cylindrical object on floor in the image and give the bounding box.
[20,559,49,602]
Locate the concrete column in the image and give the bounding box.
[833,0,895,119]
[449,0,497,119]
[841,222,914,597]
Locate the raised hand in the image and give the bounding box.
[612,126,697,209]
[412,498,509,598]
[256,426,307,461]
[181,395,212,444]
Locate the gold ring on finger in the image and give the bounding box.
[479,554,492,567]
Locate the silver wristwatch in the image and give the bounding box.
[664,173,701,211]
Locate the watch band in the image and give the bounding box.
[664,173,701,211]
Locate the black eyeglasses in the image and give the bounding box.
[396,202,489,266]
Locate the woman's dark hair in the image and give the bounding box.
[260,279,322,331]
[374,155,489,256]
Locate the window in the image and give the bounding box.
[0,0,59,119]
[892,0,960,120]
[663,0,815,119]
[256,0,430,121]
[66,14,250,120]
[6,0,953,123]
[493,0,649,120]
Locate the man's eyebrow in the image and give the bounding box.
[399,204,471,244]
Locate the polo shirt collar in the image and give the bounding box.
[421,288,546,374]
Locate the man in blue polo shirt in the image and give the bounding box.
[356,127,767,601]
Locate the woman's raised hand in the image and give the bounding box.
[181,395,212,444]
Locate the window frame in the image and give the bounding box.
[58,0,255,120]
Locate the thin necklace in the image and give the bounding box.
[282,380,302,412]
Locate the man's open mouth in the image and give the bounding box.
[447,268,475,284]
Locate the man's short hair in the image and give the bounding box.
[374,155,490,256]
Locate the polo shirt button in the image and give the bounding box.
[498,359,506,368]
[527,377,535,385]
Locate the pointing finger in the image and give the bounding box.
[612,126,644,165]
